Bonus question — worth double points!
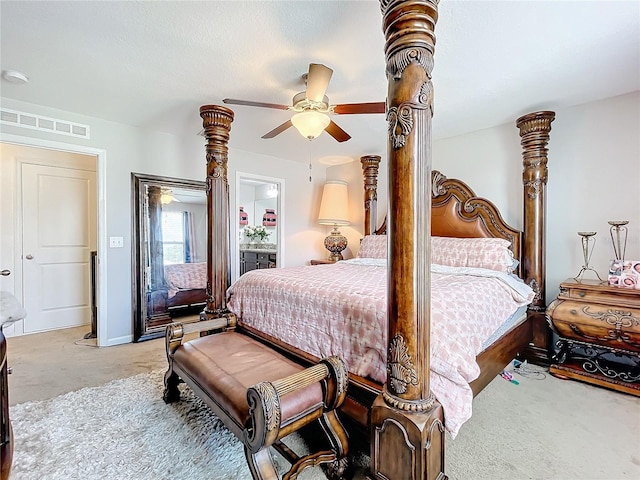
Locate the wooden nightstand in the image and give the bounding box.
[546,278,640,396]
[310,259,337,265]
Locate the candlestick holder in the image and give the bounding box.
[608,220,629,261]
[575,231,602,281]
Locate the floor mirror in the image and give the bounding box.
[132,173,206,341]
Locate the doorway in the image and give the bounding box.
[0,141,98,338]
[233,172,285,283]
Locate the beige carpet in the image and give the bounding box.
[447,365,640,479]
[7,365,639,480]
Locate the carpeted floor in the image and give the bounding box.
[7,365,640,480]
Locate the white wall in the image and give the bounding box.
[1,98,330,345]
[331,92,640,303]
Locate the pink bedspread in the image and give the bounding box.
[226,258,533,437]
[164,262,206,298]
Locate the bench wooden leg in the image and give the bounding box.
[318,411,350,480]
[245,446,279,480]
[163,369,180,404]
[322,458,350,480]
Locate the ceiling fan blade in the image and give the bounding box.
[223,98,290,110]
[325,120,351,143]
[305,64,333,103]
[332,102,386,115]
[261,120,293,139]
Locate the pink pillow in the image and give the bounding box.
[357,235,387,259]
[357,235,516,273]
[431,236,515,273]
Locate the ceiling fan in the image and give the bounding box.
[223,63,385,142]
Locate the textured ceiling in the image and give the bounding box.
[1,1,638,164]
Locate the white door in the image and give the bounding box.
[0,149,16,293]
[21,163,97,333]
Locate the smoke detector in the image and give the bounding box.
[2,70,29,84]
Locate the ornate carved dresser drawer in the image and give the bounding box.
[547,279,640,396]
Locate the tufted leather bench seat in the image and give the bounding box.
[163,315,349,480]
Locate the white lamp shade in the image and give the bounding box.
[317,181,350,226]
[291,110,331,139]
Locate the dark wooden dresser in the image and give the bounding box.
[0,328,12,480]
[547,278,640,396]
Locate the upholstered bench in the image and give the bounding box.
[163,315,349,480]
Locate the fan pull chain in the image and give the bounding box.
[308,142,312,182]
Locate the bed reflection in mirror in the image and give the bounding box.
[132,173,206,341]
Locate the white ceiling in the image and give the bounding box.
[1,1,638,164]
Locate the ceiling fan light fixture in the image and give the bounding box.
[160,191,179,204]
[291,110,331,140]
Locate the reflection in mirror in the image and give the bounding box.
[132,173,206,341]
[235,173,284,282]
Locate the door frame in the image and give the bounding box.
[0,133,108,346]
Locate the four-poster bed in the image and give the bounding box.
[164,1,555,478]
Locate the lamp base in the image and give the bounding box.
[324,226,347,262]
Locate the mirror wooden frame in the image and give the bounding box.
[131,172,206,342]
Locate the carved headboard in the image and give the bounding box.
[430,170,522,275]
[361,157,522,277]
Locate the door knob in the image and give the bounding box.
[25,254,34,260]
[0,269,10,276]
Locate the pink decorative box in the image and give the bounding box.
[608,260,640,289]
[262,209,277,227]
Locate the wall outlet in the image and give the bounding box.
[109,236,124,248]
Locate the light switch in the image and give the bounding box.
[109,236,124,248]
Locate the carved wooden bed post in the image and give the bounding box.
[361,155,381,237]
[371,1,445,479]
[199,105,234,319]
[517,111,555,365]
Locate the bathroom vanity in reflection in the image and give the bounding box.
[240,246,277,275]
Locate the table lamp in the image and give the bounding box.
[317,180,350,261]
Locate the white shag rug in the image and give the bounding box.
[8,370,349,480]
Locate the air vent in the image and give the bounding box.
[0,108,90,139]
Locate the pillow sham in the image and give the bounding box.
[357,234,387,259]
[356,234,515,273]
[431,236,515,273]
